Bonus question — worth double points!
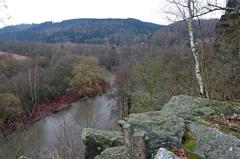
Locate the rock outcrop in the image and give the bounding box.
[82,95,240,159]
[81,128,124,159]
[215,0,240,99]
[122,95,240,158]
[188,123,240,159]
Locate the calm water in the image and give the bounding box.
[0,94,119,159]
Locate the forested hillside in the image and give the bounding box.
[0,18,163,45]
[150,19,219,46]
[0,18,219,47]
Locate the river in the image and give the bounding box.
[0,93,119,159]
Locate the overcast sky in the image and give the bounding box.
[1,0,226,27]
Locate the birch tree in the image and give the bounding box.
[166,0,208,97]
[188,1,206,97]
[164,0,239,97]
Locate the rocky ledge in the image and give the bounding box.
[81,95,240,159]
[81,128,124,159]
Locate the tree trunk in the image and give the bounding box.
[197,17,209,98]
[187,0,206,97]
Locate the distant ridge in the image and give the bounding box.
[150,19,219,46]
[0,18,164,45]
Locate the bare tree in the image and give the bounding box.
[165,0,209,97]
[205,0,239,13]
[15,60,41,158]
[164,0,239,97]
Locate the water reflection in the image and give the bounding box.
[0,94,118,159]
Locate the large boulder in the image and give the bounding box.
[187,123,240,159]
[123,111,185,150]
[81,128,123,159]
[121,95,240,158]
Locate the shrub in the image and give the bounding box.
[70,57,107,96]
[0,93,23,122]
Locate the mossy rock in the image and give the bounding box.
[188,123,240,159]
[121,95,240,158]
[81,128,124,159]
[183,132,196,151]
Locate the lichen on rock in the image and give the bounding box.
[81,95,240,159]
[81,128,124,159]
[188,123,240,159]
[121,95,240,158]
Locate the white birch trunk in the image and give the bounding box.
[187,0,205,96]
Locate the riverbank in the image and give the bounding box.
[0,79,110,137]
[0,88,118,159]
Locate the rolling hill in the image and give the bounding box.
[0,18,164,45]
[150,19,219,46]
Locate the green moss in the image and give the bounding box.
[182,131,203,159]
[183,134,196,151]
[184,142,196,151]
